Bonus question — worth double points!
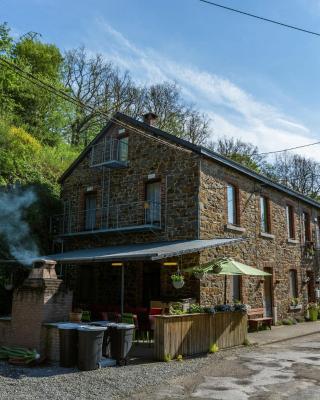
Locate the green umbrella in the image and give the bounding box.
[189,257,271,304]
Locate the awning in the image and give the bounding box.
[41,238,245,263]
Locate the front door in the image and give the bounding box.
[263,268,273,317]
[142,265,161,307]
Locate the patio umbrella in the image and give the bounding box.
[189,257,271,304]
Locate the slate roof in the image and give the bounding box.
[41,238,244,263]
[59,112,320,209]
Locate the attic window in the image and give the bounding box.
[118,128,126,134]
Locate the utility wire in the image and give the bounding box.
[2,56,320,157]
[198,0,320,37]
[259,140,320,156]
[0,57,192,154]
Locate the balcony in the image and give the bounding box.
[50,201,161,236]
[90,137,128,168]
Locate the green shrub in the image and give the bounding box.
[282,319,293,325]
[164,354,172,362]
[209,343,219,353]
[243,338,251,346]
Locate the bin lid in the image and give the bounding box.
[77,325,107,331]
[115,323,135,329]
[89,321,114,327]
[58,323,81,329]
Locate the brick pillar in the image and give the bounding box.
[10,259,73,351]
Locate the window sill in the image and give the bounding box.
[287,238,299,244]
[225,224,246,233]
[260,232,275,240]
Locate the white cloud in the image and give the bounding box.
[84,19,320,160]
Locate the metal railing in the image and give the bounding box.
[51,200,161,235]
[90,138,128,167]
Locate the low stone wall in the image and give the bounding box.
[0,318,12,346]
[154,311,247,361]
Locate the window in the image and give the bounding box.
[145,181,161,224]
[231,275,241,302]
[84,193,96,230]
[260,196,271,233]
[227,184,238,225]
[289,269,298,298]
[286,205,295,239]
[302,211,311,243]
[118,136,128,162]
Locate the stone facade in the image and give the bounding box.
[198,158,319,319]
[57,116,320,321]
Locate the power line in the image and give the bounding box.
[0,57,192,155]
[198,0,320,37]
[2,56,320,157]
[259,140,320,156]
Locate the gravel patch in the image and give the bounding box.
[0,346,252,400]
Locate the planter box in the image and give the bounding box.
[289,305,302,311]
[154,312,247,360]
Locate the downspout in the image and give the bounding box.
[197,157,201,240]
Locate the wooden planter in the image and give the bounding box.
[154,312,247,361]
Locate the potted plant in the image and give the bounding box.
[171,273,185,289]
[69,308,83,323]
[289,298,302,311]
[193,267,206,280]
[308,303,318,321]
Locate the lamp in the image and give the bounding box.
[163,262,178,267]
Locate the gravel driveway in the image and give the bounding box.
[1,334,320,400]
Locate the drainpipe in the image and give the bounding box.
[197,158,201,239]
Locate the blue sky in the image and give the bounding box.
[2,0,320,159]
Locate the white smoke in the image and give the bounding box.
[0,189,40,265]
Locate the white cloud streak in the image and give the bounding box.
[84,18,320,160]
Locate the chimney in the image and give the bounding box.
[143,112,158,126]
[28,259,58,280]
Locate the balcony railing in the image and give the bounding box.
[90,138,128,168]
[51,201,161,236]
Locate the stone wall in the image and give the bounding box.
[60,123,200,252]
[198,158,318,319]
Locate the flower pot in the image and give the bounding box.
[289,304,302,311]
[69,312,82,323]
[4,283,13,291]
[172,280,184,289]
[309,308,318,321]
[194,272,205,280]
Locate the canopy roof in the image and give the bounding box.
[192,257,271,276]
[41,238,244,263]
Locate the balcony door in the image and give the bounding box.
[146,181,160,224]
[84,193,96,230]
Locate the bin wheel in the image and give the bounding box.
[117,358,127,366]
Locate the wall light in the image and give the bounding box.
[163,262,178,267]
[112,262,124,267]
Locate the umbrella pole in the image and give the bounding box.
[121,264,124,316]
[224,275,227,304]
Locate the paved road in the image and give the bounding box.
[135,333,320,400]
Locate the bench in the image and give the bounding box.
[247,308,272,331]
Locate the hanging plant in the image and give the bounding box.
[193,267,206,280]
[171,273,185,289]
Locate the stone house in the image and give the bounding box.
[49,112,320,321]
